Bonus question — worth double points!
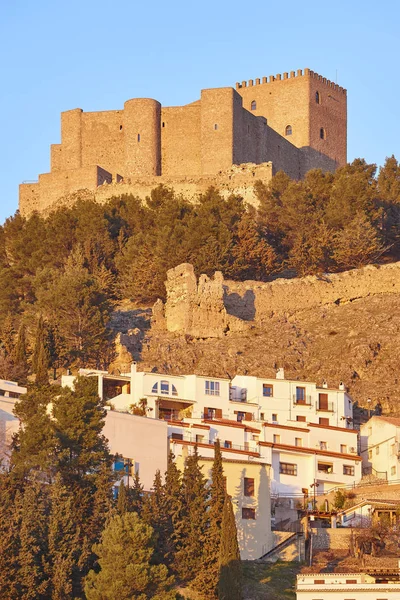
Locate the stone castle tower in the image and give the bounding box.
[19,68,347,215]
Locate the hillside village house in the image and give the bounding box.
[360,416,400,482]
[296,570,400,600]
[0,379,26,469]
[63,363,361,495]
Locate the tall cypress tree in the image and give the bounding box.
[117,479,129,515]
[163,452,183,569]
[218,494,242,600]
[12,322,29,383]
[175,445,209,582]
[194,439,226,598]
[32,315,45,373]
[130,471,144,515]
[142,469,169,564]
[18,481,50,600]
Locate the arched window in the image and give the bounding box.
[160,381,169,394]
[320,127,326,140]
[251,100,257,111]
[151,382,158,394]
[316,91,320,104]
[172,384,178,396]
[285,125,292,136]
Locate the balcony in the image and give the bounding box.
[292,394,312,407]
[168,434,259,455]
[316,401,335,413]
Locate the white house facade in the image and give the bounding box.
[360,416,400,482]
[296,571,400,600]
[0,379,26,469]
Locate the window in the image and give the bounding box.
[162,121,165,127]
[237,411,245,422]
[319,417,329,426]
[343,465,355,476]
[273,434,281,444]
[196,434,204,443]
[119,124,123,130]
[368,449,372,459]
[345,580,357,584]
[151,382,158,394]
[318,462,333,473]
[320,127,326,140]
[279,462,297,476]
[296,387,306,403]
[376,445,380,455]
[161,380,169,395]
[171,433,183,441]
[214,123,218,130]
[260,412,265,420]
[314,579,325,584]
[315,91,320,104]
[391,443,396,456]
[320,441,327,450]
[242,507,256,519]
[251,100,257,111]
[391,465,396,476]
[272,413,277,422]
[224,440,232,449]
[285,125,292,136]
[244,477,255,496]
[263,384,273,397]
[340,444,347,454]
[296,416,306,422]
[205,380,220,396]
[295,437,303,447]
[137,133,141,142]
[206,407,222,419]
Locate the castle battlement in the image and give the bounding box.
[236,67,346,94]
[19,68,347,217]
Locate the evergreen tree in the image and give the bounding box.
[117,479,129,515]
[0,312,15,357]
[12,322,29,383]
[85,512,176,600]
[32,315,45,373]
[130,471,144,514]
[0,475,21,599]
[194,440,226,598]
[35,338,50,386]
[175,446,209,582]
[18,481,50,600]
[218,494,242,600]
[142,470,169,563]
[51,376,110,484]
[163,453,182,568]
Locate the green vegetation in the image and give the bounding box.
[242,561,301,600]
[1,157,400,374]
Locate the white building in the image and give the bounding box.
[296,571,400,600]
[0,379,27,469]
[360,416,400,482]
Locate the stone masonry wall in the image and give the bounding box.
[312,528,352,550]
[158,261,400,338]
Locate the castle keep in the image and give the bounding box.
[19,68,347,215]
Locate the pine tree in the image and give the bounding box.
[142,470,169,564]
[18,481,50,599]
[0,312,15,357]
[175,445,209,582]
[84,512,176,600]
[218,494,242,600]
[194,439,226,598]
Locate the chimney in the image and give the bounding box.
[322,380,328,389]
[339,381,345,391]
[276,368,285,380]
[131,362,137,375]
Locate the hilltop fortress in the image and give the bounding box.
[19,68,347,216]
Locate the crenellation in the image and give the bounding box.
[19,66,347,216]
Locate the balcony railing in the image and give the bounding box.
[292,394,312,407]
[316,402,335,412]
[168,435,258,454]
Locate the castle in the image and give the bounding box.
[19,68,347,216]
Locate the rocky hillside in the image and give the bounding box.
[110,263,400,415]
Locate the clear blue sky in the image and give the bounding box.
[1,0,398,224]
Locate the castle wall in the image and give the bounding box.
[201,87,235,174]
[161,103,202,176]
[81,110,125,176]
[123,99,161,177]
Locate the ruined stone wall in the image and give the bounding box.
[157,262,400,338]
[311,528,352,550]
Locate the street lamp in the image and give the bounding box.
[310,480,320,511]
